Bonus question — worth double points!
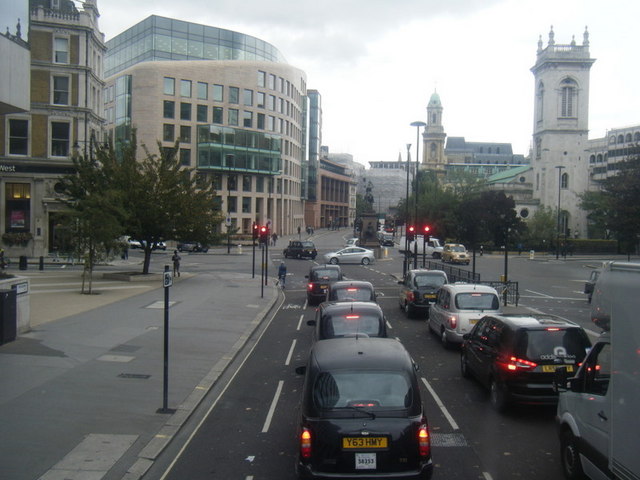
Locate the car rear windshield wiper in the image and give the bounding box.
[335,406,376,419]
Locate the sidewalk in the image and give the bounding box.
[0,249,278,480]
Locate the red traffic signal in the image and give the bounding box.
[423,225,431,234]
[252,222,259,240]
[259,225,269,243]
[407,226,416,242]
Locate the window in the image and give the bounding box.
[212,107,223,124]
[8,119,28,155]
[197,82,208,100]
[163,77,175,95]
[228,108,239,126]
[229,87,239,104]
[268,95,276,110]
[560,78,577,117]
[243,111,253,128]
[51,121,70,156]
[227,195,237,213]
[52,76,70,105]
[242,197,251,213]
[242,175,252,192]
[54,37,69,63]
[561,172,568,189]
[180,148,191,166]
[256,176,264,192]
[197,104,207,122]
[180,102,191,121]
[180,125,191,143]
[257,92,265,108]
[227,175,237,191]
[5,183,31,231]
[163,124,175,142]
[212,84,223,102]
[257,70,266,87]
[163,100,175,118]
[243,89,253,106]
[180,80,192,98]
[268,74,276,90]
[257,113,265,129]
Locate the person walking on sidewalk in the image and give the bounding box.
[172,250,181,277]
[278,261,287,288]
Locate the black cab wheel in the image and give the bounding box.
[560,430,585,480]
[490,379,509,412]
[460,353,470,378]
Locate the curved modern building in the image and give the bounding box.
[104,15,308,237]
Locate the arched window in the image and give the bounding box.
[618,134,624,143]
[560,78,577,117]
[561,172,568,189]
[625,133,632,143]
[610,136,617,145]
[597,154,603,163]
[537,82,544,122]
[635,132,640,142]
[589,155,595,163]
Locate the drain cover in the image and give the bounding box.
[118,373,151,379]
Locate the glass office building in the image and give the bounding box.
[105,15,286,77]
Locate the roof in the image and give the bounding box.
[489,313,579,329]
[486,165,531,184]
[311,337,411,372]
[442,283,499,294]
[320,301,383,316]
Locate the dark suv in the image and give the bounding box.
[295,337,433,479]
[283,240,317,259]
[398,269,448,318]
[460,314,591,412]
[306,265,343,306]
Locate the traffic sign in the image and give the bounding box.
[163,271,173,288]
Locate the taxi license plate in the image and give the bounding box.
[343,437,387,449]
[320,285,328,290]
[470,318,479,325]
[542,365,574,373]
[355,452,376,469]
[424,294,436,299]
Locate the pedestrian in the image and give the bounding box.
[272,232,278,246]
[278,261,287,288]
[171,250,181,277]
[121,243,129,260]
[297,225,301,238]
[480,245,484,256]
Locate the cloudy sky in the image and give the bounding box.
[90,0,640,166]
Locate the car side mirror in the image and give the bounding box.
[295,366,307,375]
[307,320,316,326]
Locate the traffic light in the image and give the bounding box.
[259,225,269,244]
[252,222,259,241]
[407,226,415,242]
[423,225,431,235]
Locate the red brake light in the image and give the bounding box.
[346,288,358,292]
[546,327,561,331]
[300,428,312,458]
[447,315,458,329]
[498,355,537,372]
[345,315,360,320]
[418,424,430,457]
[407,291,415,302]
[307,283,314,291]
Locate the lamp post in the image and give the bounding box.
[410,121,426,269]
[555,165,565,260]
[403,143,411,276]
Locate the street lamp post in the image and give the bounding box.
[403,143,411,277]
[555,165,565,260]
[410,121,426,269]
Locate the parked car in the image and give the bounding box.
[344,237,360,247]
[460,313,592,412]
[283,240,317,259]
[126,237,142,249]
[324,247,375,265]
[428,283,502,348]
[326,280,377,303]
[583,267,600,303]
[307,301,387,341]
[398,269,448,318]
[295,337,433,479]
[306,265,344,306]
[177,241,208,253]
[442,243,470,265]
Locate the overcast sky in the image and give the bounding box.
[92,0,640,166]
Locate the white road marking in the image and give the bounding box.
[296,314,304,331]
[261,380,284,433]
[421,377,459,431]
[285,340,297,366]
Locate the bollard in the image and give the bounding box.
[39,256,44,270]
[237,244,243,254]
[383,247,388,258]
[529,250,535,260]
[19,256,27,270]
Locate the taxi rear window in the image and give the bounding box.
[331,287,374,301]
[313,269,340,281]
[513,328,591,363]
[455,292,500,310]
[321,314,383,338]
[414,274,446,288]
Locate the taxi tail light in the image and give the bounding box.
[407,291,416,302]
[307,283,314,291]
[497,355,537,372]
[418,423,430,457]
[300,427,312,458]
[345,315,360,320]
[447,315,458,329]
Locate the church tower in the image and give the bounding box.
[422,91,446,174]
[530,26,595,239]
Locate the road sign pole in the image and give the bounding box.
[158,265,175,414]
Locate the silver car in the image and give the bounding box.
[428,283,502,348]
[324,247,375,265]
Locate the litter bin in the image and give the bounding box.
[19,255,27,270]
[0,289,17,345]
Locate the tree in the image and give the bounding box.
[524,206,556,251]
[59,144,127,293]
[580,156,640,254]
